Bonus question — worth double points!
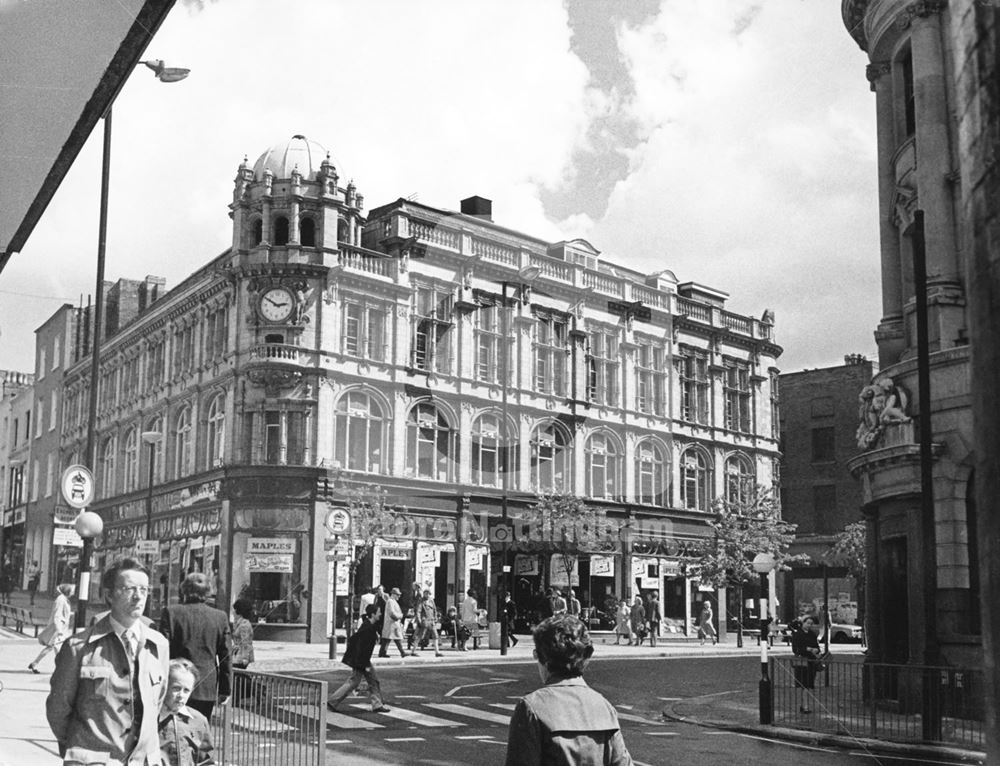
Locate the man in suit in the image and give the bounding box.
[47,557,170,765]
[327,604,389,713]
[159,572,232,720]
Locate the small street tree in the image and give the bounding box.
[324,474,398,636]
[525,493,605,596]
[825,520,867,627]
[696,486,807,646]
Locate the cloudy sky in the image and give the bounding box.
[0,0,880,375]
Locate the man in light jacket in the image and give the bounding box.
[47,558,170,765]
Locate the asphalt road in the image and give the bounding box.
[288,655,962,766]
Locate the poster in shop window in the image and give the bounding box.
[247,538,295,573]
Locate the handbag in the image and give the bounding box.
[37,622,59,646]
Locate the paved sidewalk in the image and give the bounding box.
[663,683,987,765]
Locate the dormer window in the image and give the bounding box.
[274,216,289,246]
[300,217,316,247]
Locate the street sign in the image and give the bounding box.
[326,553,348,562]
[53,527,83,548]
[325,508,351,535]
[61,465,94,509]
[136,540,158,556]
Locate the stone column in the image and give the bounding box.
[868,61,906,363]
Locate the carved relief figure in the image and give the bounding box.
[877,378,910,425]
[856,378,911,449]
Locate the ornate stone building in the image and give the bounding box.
[56,135,780,642]
[842,0,981,668]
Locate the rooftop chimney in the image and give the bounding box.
[460,195,492,222]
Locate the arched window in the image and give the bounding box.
[337,219,349,244]
[724,453,755,507]
[334,391,385,474]
[206,394,226,469]
[530,421,570,493]
[472,413,511,488]
[274,216,289,245]
[405,402,453,480]
[174,407,192,478]
[680,447,712,511]
[300,217,316,246]
[251,218,263,246]
[636,439,668,506]
[100,436,116,498]
[123,428,139,493]
[586,431,621,500]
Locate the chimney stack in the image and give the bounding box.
[460,195,492,222]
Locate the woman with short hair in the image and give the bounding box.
[505,615,633,766]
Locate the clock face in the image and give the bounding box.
[259,287,295,322]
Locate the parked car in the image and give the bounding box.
[825,622,864,643]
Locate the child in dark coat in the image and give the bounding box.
[159,658,215,766]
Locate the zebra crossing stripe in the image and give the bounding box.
[614,712,667,726]
[349,703,464,728]
[489,703,516,711]
[424,703,512,725]
[325,709,384,729]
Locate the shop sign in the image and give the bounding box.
[631,559,647,578]
[13,507,26,525]
[550,554,579,587]
[590,555,614,577]
[467,546,485,569]
[188,537,204,551]
[2,510,11,527]
[379,547,410,560]
[136,540,159,556]
[514,555,538,576]
[248,538,296,555]
[640,576,659,589]
[53,527,83,548]
[54,507,78,525]
[204,535,220,548]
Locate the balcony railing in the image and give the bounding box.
[337,247,395,277]
[677,297,711,323]
[249,343,302,363]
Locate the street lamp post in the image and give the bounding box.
[141,431,163,540]
[499,265,540,656]
[79,61,187,626]
[753,552,777,725]
[74,511,104,629]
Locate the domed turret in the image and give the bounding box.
[252,135,330,182]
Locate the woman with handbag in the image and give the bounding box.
[791,616,822,713]
[28,583,73,673]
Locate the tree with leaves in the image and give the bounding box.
[825,520,867,628]
[696,486,807,645]
[325,475,399,636]
[524,494,606,595]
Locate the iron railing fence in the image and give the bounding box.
[771,656,984,749]
[211,668,327,766]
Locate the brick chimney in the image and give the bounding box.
[460,196,492,222]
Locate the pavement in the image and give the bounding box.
[0,588,986,765]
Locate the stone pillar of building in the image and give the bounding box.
[908,4,965,348]
[868,61,906,365]
[289,168,301,244]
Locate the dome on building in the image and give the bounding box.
[252,134,331,182]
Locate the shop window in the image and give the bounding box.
[274,216,289,246]
[405,402,453,480]
[334,391,385,473]
[636,439,668,506]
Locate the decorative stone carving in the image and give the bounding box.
[899,0,946,28]
[856,377,912,449]
[247,368,302,396]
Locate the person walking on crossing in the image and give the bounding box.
[29,583,73,673]
[379,587,407,658]
[328,604,390,713]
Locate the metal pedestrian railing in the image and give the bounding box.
[212,669,327,766]
[771,656,984,749]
